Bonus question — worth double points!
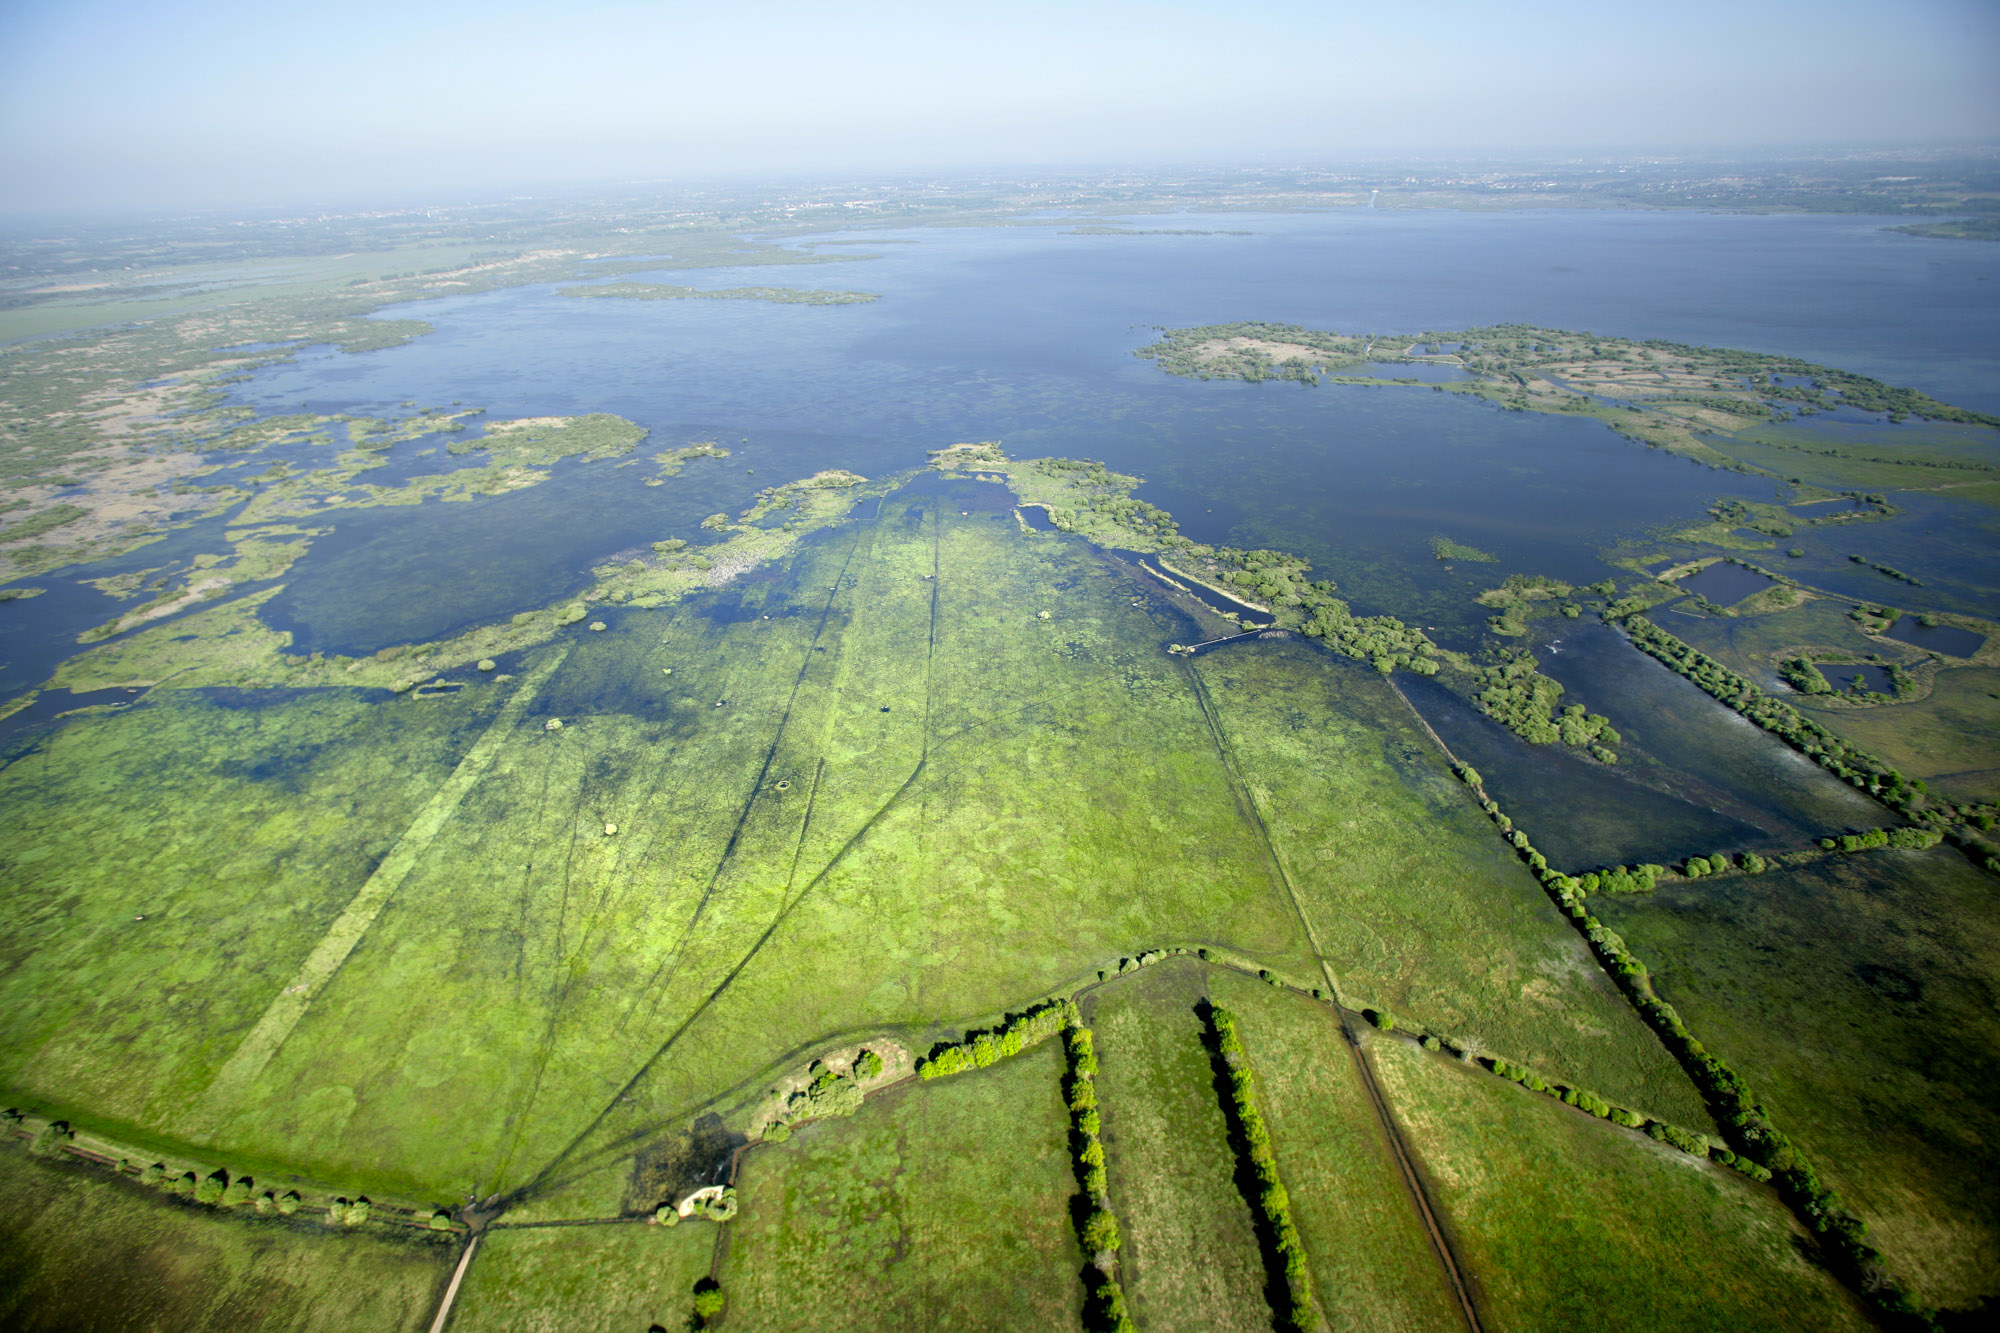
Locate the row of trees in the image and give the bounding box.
[1205,1006,1316,1333]
[1060,1007,1135,1333]
[1447,763,1931,1302]
[919,1000,1069,1079]
[1620,616,1930,809]
[6,1114,453,1231]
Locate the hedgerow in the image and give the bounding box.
[1204,1005,1316,1333]
[1060,1003,1134,1333]
[919,999,1070,1079]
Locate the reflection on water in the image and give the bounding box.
[1678,561,1774,605]
[1887,615,1985,658]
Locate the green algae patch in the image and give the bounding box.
[725,1040,1078,1331]
[652,441,730,478]
[561,282,879,305]
[1370,1035,1871,1331]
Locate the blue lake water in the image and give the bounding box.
[5,208,1999,688]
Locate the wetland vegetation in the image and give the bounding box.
[4,197,1999,1332]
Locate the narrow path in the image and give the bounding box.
[426,1234,480,1333]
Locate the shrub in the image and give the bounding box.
[1365,1008,1394,1031]
[691,1278,725,1321]
[1079,1208,1121,1255]
[698,1189,738,1223]
[655,1203,680,1227]
[428,1211,453,1231]
[276,1190,301,1214]
[168,1172,196,1197]
[222,1176,254,1207]
[27,1121,71,1158]
[763,1121,791,1143]
[971,1033,999,1067]
[139,1163,166,1187]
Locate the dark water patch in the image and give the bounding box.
[1398,671,1770,869]
[1538,622,1884,844]
[1016,504,1058,532]
[1886,615,1985,658]
[1678,561,1774,605]
[1830,662,1898,695]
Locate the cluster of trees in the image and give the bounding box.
[1468,649,1618,757]
[919,1000,1068,1080]
[1822,827,1943,853]
[1206,1006,1315,1333]
[1780,656,1834,695]
[1060,1006,1135,1333]
[1681,851,1765,878]
[1453,762,1558,878]
[769,1058,871,1136]
[1620,617,1922,808]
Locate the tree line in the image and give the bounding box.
[1204,1006,1316,1333]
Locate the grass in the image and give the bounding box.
[1795,666,2000,802]
[1190,638,1713,1128]
[1368,1035,1872,1332]
[1594,845,2000,1311]
[1084,958,1270,1332]
[722,1039,1079,1330]
[1206,967,1463,1331]
[0,1145,450,1331]
[448,1221,717,1332]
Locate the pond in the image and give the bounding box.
[1885,615,1985,658]
[1677,561,1774,606]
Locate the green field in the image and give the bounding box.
[1084,959,1271,1332]
[449,1221,717,1332]
[1797,666,2000,802]
[0,1148,449,1332]
[1595,845,2000,1309]
[1368,1036,1871,1331]
[721,1040,1079,1329]
[1190,640,1712,1128]
[1205,968,1464,1331]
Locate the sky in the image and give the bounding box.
[1,0,1996,213]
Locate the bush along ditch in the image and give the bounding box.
[0,1109,460,1235]
[1060,1004,1135,1333]
[1202,1005,1317,1333]
[1446,770,1936,1326]
[919,998,1069,1079]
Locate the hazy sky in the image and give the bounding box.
[2,0,1996,213]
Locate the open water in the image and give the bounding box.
[5,207,1998,692]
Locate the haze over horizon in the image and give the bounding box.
[3,0,1997,215]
